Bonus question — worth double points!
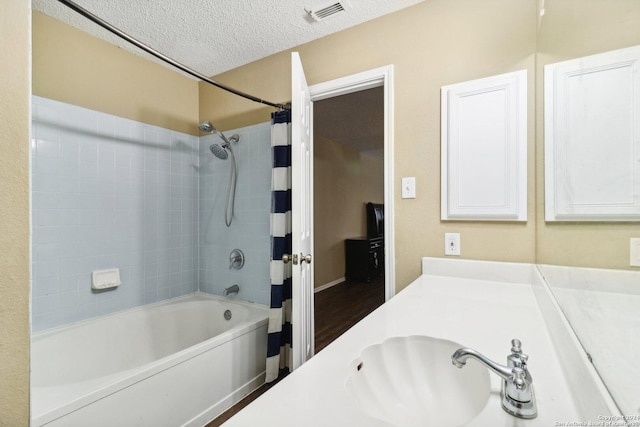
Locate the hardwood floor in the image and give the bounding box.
[314,276,385,352]
[205,276,385,426]
[204,377,282,427]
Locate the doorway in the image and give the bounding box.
[309,66,395,352]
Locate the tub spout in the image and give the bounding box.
[223,284,240,297]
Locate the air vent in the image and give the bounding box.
[306,1,350,22]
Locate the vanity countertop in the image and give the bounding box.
[223,258,594,426]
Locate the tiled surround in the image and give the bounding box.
[31,96,199,331]
[31,97,273,331]
[199,123,272,305]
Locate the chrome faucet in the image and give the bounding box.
[223,284,240,297]
[451,339,537,419]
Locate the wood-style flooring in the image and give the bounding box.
[205,276,385,426]
[313,276,385,353]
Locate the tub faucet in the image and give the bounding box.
[223,284,240,297]
[451,338,537,419]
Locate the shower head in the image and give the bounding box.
[198,120,217,133]
[199,120,233,145]
[210,144,229,160]
[200,120,240,160]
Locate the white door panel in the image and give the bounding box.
[291,52,314,369]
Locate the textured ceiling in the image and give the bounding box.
[32,0,425,77]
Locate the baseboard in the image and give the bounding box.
[314,277,345,293]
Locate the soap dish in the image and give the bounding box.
[92,268,122,290]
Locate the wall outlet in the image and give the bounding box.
[445,233,461,256]
[631,238,640,267]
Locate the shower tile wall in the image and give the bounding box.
[198,122,271,305]
[31,96,199,331]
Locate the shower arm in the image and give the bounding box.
[56,0,290,111]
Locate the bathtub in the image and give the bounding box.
[31,293,269,427]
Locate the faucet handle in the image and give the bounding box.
[511,367,526,389]
[510,338,522,354]
[229,249,245,270]
[508,340,533,383]
[509,339,529,365]
[506,367,532,405]
[504,366,537,419]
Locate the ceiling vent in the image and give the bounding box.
[305,1,350,22]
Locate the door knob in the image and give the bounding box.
[282,254,291,264]
[301,253,312,264]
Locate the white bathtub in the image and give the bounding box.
[31,293,269,427]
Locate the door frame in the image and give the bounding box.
[309,65,396,301]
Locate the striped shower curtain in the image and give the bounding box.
[266,110,293,383]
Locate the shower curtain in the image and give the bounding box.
[266,110,293,383]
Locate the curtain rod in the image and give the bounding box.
[56,0,290,111]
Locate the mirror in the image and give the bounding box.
[536,0,640,416]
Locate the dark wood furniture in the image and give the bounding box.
[344,236,384,282]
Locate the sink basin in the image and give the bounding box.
[345,336,491,427]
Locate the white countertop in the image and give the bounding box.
[223,258,589,427]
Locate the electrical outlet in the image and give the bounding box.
[445,233,460,256]
[631,238,640,267]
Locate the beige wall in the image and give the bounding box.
[7,2,637,421]
[535,0,640,269]
[33,12,199,135]
[314,135,384,287]
[0,0,31,425]
[200,0,538,290]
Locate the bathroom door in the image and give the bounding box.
[291,52,314,369]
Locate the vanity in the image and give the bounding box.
[223,258,621,426]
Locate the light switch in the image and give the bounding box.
[402,177,416,199]
[631,238,640,267]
